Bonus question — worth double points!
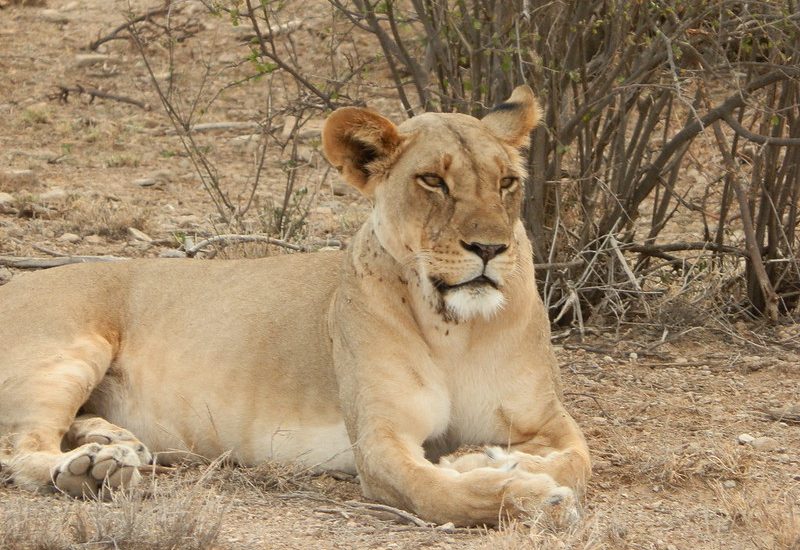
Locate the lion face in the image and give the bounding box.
[323,86,541,321]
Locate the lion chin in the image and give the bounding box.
[443,285,506,321]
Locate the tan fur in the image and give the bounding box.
[0,86,590,525]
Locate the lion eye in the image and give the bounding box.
[500,176,519,193]
[416,174,449,195]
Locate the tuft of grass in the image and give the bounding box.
[63,196,153,240]
[712,484,800,549]
[0,472,225,550]
[104,153,141,168]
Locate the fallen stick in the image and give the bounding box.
[0,255,126,269]
[165,122,262,135]
[88,5,170,51]
[55,84,149,110]
[185,234,342,256]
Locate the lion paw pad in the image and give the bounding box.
[52,443,144,498]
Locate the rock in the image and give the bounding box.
[84,235,102,245]
[737,433,755,445]
[0,267,12,286]
[57,232,81,243]
[39,188,67,202]
[159,249,187,258]
[74,54,114,67]
[0,192,14,205]
[723,480,737,489]
[751,436,779,451]
[1,169,38,188]
[127,227,152,242]
[176,214,201,228]
[629,352,638,362]
[40,9,71,24]
[133,178,157,187]
[332,182,354,196]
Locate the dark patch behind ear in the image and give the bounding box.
[322,107,402,196]
[481,86,542,148]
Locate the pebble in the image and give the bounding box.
[74,54,113,67]
[127,227,152,242]
[0,267,12,286]
[332,182,355,196]
[39,188,67,202]
[1,169,38,187]
[57,233,81,243]
[133,178,157,187]
[159,249,187,258]
[40,9,71,24]
[84,235,103,245]
[723,480,737,489]
[751,436,779,451]
[629,352,638,362]
[0,192,14,205]
[737,433,755,445]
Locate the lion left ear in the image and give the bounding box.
[322,107,403,197]
[481,85,542,148]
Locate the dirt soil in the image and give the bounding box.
[1,1,799,549]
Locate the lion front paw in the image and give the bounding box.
[52,443,144,498]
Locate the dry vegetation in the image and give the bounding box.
[0,0,799,548]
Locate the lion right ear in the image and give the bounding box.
[322,107,403,196]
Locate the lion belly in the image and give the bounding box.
[64,253,357,472]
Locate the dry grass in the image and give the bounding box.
[712,485,800,550]
[0,469,225,550]
[635,441,753,488]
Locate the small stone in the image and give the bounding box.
[159,249,187,258]
[133,178,157,187]
[127,227,152,242]
[74,54,113,67]
[0,192,14,205]
[602,355,614,364]
[57,233,81,243]
[176,215,201,228]
[751,436,779,451]
[40,9,71,24]
[629,352,638,362]
[723,480,737,489]
[332,182,354,196]
[39,188,67,202]
[1,169,38,187]
[591,416,607,424]
[0,267,12,286]
[737,433,755,445]
[84,235,102,245]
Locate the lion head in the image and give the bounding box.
[323,86,542,322]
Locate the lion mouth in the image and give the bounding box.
[432,274,498,292]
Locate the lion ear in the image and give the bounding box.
[322,107,403,196]
[481,85,542,148]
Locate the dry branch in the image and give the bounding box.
[54,84,149,110]
[0,255,126,269]
[184,234,343,256]
[87,5,170,51]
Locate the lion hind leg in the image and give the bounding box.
[1,335,144,496]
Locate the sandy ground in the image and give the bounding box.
[0,1,798,548]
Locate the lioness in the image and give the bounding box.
[0,86,590,526]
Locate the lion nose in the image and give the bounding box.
[461,241,508,264]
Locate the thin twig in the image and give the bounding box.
[53,85,149,110]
